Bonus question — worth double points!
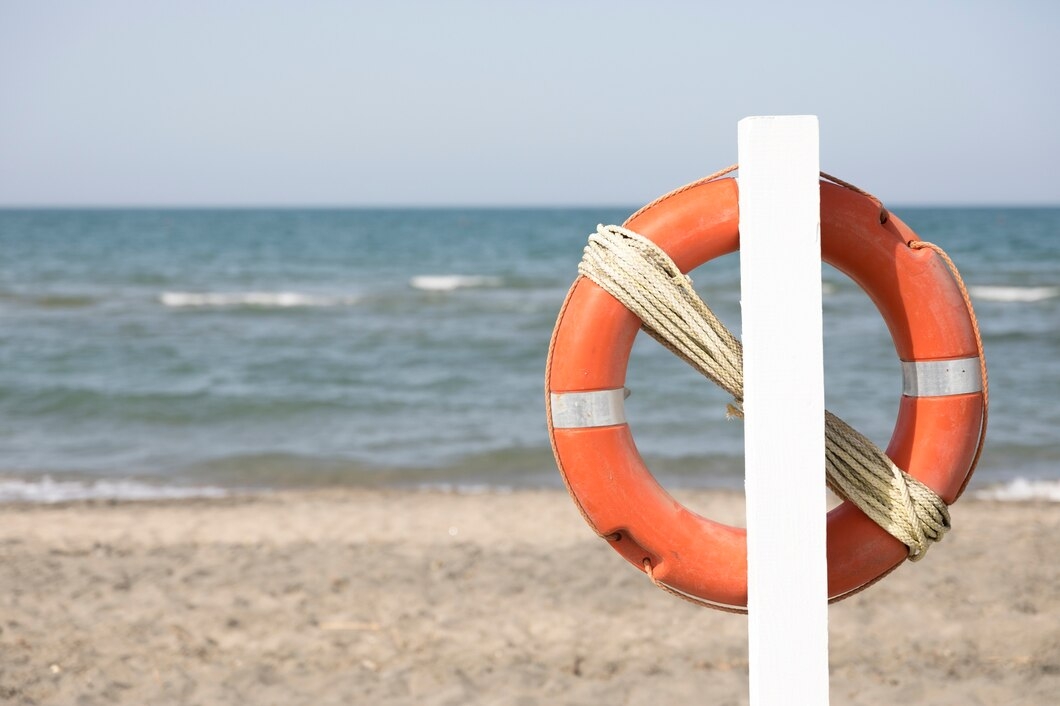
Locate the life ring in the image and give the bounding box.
[545,176,986,610]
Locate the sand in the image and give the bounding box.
[0,488,1056,705]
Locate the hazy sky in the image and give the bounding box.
[2,1,1058,206]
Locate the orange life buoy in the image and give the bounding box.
[545,176,986,610]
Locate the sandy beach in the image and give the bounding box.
[0,488,1056,705]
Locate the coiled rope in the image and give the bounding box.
[578,223,950,559]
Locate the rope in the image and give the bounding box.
[642,559,747,614]
[820,172,890,224]
[625,165,889,225]
[626,164,739,225]
[909,240,989,500]
[578,223,952,561]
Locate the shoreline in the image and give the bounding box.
[1,487,1057,705]
[3,472,1060,505]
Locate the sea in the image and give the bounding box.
[1,205,1058,503]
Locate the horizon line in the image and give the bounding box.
[2,201,1059,211]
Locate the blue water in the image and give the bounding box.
[0,204,1057,498]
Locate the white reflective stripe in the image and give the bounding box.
[902,357,982,397]
[549,389,627,429]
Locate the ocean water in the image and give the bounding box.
[0,204,1057,501]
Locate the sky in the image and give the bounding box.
[1,1,1058,207]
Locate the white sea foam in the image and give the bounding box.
[969,285,1058,303]
[0,476,229,504]
[409,275,503,292]
[972,478,1060,502]
[160,291,359,308]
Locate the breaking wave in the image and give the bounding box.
[972,478,1060,502]
[409,275,503,292]
[160,291,360,308]
[0,476,228,504]
[969,285,1058,303]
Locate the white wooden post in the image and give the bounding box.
[738,116,830,704]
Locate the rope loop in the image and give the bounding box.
[642,559,747,613]
[579,224,744,403]
[908,240,989,497]
[579,223,953,562]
